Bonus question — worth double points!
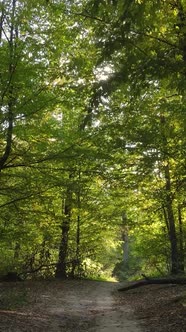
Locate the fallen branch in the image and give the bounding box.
[20,263,57,277]
[118,277,186,292]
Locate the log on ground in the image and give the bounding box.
[118,277,186,292]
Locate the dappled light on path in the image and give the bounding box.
[0,280,142,331]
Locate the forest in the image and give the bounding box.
[0,0,186,282]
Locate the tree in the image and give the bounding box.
[79,0,186,275]
[0,0,78,277]
[0,0,185,281]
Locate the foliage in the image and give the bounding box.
[0,0,185,280]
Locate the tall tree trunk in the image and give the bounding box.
[75,170,81,276]
[55,178,72,279]
[0,0,5,43]
[0,0,17,171]
[162,205,170,234]
[70,212,80,279]
[70,170,81,278]
[178,204,185,272]
[76,213,80,274]
[121,212,129,267]
[160,115,180,274]
[164,163,180,274]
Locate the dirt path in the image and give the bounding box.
[0,280,142,331]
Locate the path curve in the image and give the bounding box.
[38,280,143,332]
[0,280,143,331]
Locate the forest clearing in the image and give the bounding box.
[0,280,186,332]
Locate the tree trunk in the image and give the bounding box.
[164,163,180,274]
[70,171,81,278]
[178,204,185,272]
[55,180,72,279]
[0,0,5,43]
[160,116,180,275]
[121,212,129,267]
[0,0,17,171]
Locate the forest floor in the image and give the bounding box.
[118,282,186,332]
[0,279,185,331]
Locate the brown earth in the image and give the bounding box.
[0,279,185,331]
[118,282,186,332]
